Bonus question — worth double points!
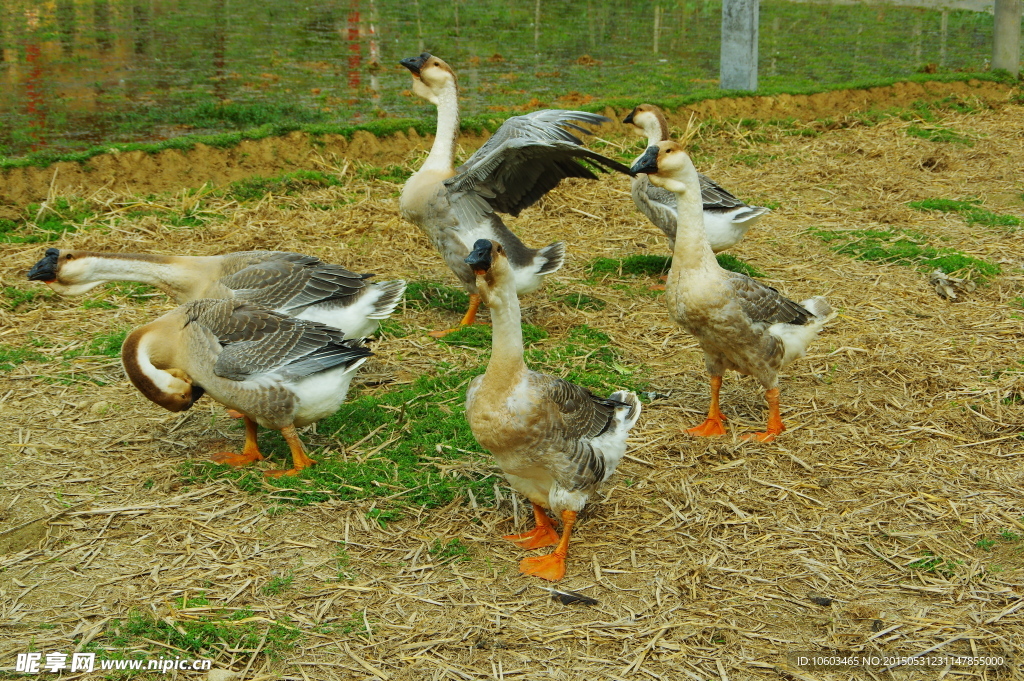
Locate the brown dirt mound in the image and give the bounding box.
[0,79,1014,217]
[1,91,1022,679]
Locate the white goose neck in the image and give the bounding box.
[421,85,460,173]
[484,271,526,378]
[667,174,719,276]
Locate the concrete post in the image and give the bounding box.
[993,0,1021,76]
[720,0,759,90]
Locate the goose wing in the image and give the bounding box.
[633,175,678,237]
[186,300,371,381]
[542,377,629,491]
[444,110,630,217]
[698,173,746,210]
[726,272,813,325]
[217,253,370,314]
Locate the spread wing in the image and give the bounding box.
[217,253,370,314]
[186,300,371,381]
[543,378,628,491]
[444,110,631,217]
[726,272,813,325]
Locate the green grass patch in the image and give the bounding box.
[907,552,961,578]
[0,344,47,372]
[808,227,1000,280]
[587,254,763,279]
[404,281,470,313]
[356,164,413,184]
[908,198,1021,229]
[63,329,129,359]
[430,538,471,563]
[2,286,49,311]
[85,600,299,664]
[262,572,295,596]
[0,197,97,244]
[220,169,345,202]
[436,323,547,349]
[557,292,607,311]
[906,125,972,146]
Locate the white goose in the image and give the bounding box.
[123,298,371,477]
[398,52,629,336]
[464,239,641,581]
[623,104,769,252]
[630,142,833,441]
[27,249,405,339]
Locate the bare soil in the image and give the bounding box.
[1,82,1023,680]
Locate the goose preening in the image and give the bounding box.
[630,142,833,442]
[463,239,641,581]
[122,298,371,477]
[623,104,770,253]
[27,249,406,339]
[398,52,630,337]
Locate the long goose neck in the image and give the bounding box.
[668,171,719,278]
[421,84,460,173]
[642,112,670,147]
[74,253,212,301]
[483,269,526,383]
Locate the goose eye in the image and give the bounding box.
[64,254,74,260]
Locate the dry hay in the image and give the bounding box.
[1,92,1023,681]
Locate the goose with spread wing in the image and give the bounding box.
[630,142,833,442]
[464,239,641,581]
[122,298,371,476]
[623,104,769,252]
[28,249,405,339]
[399,52,630,336]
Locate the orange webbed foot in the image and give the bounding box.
[210,450,264,467]
[686,416,727,437]
[741,426,784,443]
[519,552,567,582]
[264,464,316,479]
[225,409,244,419]
[503,525,559,549]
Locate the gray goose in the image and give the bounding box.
[630,142,833,442]
[398,52,630,336]
[464,239,641,581]
[623,104,769,252]
[28,249,405,339]
[122,298,371,476]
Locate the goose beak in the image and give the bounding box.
[464,239,493,274]
[629,146,660,176]
[399,52,431,76]
[622,107,639,125]
[27,248,60,282]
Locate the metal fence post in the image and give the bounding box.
[993,0,1021,76]
[720,0,759,90]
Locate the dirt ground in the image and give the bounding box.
[1,82,1023,681]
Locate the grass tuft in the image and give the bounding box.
[909,197,1021,229]
[404,281,470,313]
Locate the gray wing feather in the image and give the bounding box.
[544,378,628,491]
[217,254,369,314]
[187,300,371,381]
[444,110,630,217]
[726,272,813,326]
[698,173,746,210]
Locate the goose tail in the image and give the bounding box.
[366,279,407,320]
[535,241,566,276]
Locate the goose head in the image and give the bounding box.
[122,323,203,412]
[464,239,513,306]
[27,248,104,295]
[629,141,699,197]
[622,104,668,143]
[399,52,457,105]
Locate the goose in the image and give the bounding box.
[623,104,770,252]
[464,239,641,581]
[122,298,371,477]
[27,249,405,339]
[630,142,833,442]
[398,52,630,336]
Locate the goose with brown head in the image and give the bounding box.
[463,240,642,582]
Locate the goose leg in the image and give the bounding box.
[519,510,576,582]
[264,425,317,478]
[211,416,265,467]
[428,293,484,338]
[686,375,727,436]
[503,503,559,549]
[742,388,785,443]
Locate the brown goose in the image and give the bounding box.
[122,298,371,476]
[28,249,405,339]
[630,142,833,442]
[623,104,769,252]
[398,52,629,336]
[464,239,641,581]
